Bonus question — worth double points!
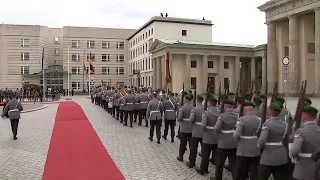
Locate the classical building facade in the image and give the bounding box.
[258,0,320,94]
[0,24,135,91]
[149,39,267,94]
[127,16,213,88]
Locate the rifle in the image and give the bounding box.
[235,82,240,101]
[294,80,307,132]
[193,89,197,107]
[239,82,246,117]
[249,80,255,100]
[218,82,221,105]
[204,84,210,111]
[256,81,268,136]
[180,83,185,106]
[270,82,278,105]
[220,82,230,113]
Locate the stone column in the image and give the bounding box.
[267,22,277,93]
[234,57,240,92]
[202,55,208,94]
[219,56,224,90]
[288,16,299,94]
[184,55,191,90]
[152,58,157,89]
[251,57,256,91]
[168,53,173,91]
[156,57,162,89]
[315,8,320,94]
[262,56,267,92]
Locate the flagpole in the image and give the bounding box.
[65,46,72,100]
[42,47,45,100]
[88,53,91,97]
[82,49,85,92]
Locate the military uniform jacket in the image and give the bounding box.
[290,121,320,180]
[124,95,135,111]
[189,104,205,138]
[253,107,262,117]
[134,95,140,110]
[101,92,106,101]
[257,117,289,166]
[1,99,23,119]
[234,114,261,157]
[177,102,193,133]
[201,107,220,144]
[108,91,115,102]
[112,93,121,106]
[138,93,149,109]
[234,105,241,114]
[214,109,238,149]
[163,98,177,120]
[279,108,293,136]
[96,92,102,97]
[119,98,125,110]
[146,99,163,120]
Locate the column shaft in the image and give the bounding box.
[262,56,267,92]
[168,54,173,91]
[288,16,299,94]
[219,56,225,90]
[234,57,240,92]
[184,55,191,91]
[156,57,162,89]
[202,55,208,94]
[251,57,256,91]
[267,23,277,93]
[152,58,156,89]
[315,8,320,94]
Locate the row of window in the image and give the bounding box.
[131,76,152,87]
[129,57,152,73]
[72,81,125,90]
[71,67,125,75]
[129,39,153,60]
[190,60,229,69]
[130,28,154,48]
[72,40,124,49]
[71,53,124,62]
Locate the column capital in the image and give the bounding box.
[288,15,298,20]
[219,55,224,60]
[314,7,320,11]
[251,57,255,60]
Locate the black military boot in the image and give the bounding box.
[162,135,167,140]
[195,166,205,175]
[176,155,183,162]
[148,137,153,141]
[157,139,160,144]
[185,162,195,168]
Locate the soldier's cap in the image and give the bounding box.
[224,99,235,105]
[208,97,218,102]
[275,96,285,104]
[168,92,174,96]
[196,95,204,101]
[188,90,192,93]
[260,94,266,98]
[302,105,318,114]
[303,101,309,106]
[188,94,194,99]
[269,102,282,112]
[274,101,283,109]
[236,95,244,101]
[185,94,193,100]
[253,96,262,103]
[304,97,312,105]
[244,100,255,107]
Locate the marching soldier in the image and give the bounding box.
[289,105,320,180]
[233,101,261,180]
[257,102,289,180]
[177,94,193,161]
[234,96,243,113]
[138,89,149,127]
[147,92,164,144]
[134,92,140,123]
[186,95,204,168]
[101,90,106,110]
[124,90,135,127]
[162,92,177,142]
[195,97,219,175]
[119,97,125,123]
[90,89,95,103]
[210,99,237,180]
[160,90,167,101]
[96,88,102,106]
[107,89,115,114]
[112,89,121,120]
[253,96,262,117]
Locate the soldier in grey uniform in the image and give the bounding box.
[138,89,149,127]
[112,89,121,120]
[160,90,167,102]
[108,89,115,114]
[233,101,261,180]
[124,90,135,127]
[96,88,102,106]
[289,105,320,180]
[101,90,106,110]
[147,92,164,144]
[186,95,205,168]
[162,92,177,142]
[119,97,125,123]
[176,94,193,161]
[195,97,219,175]
[210,99,237,180]
[1,94,24,140]
[253,96,262,117]
[133,92,140,123]
[90,89,95,103]
[257,102,289,180]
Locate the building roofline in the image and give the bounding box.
[257,0,285,12]
[127,16,213,40]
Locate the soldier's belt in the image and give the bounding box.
[195,122,202,125]
[206,126,214,129]
[265,142,283,146]
[140,101,148,103]
[240,136,258,139]
[298,153,312,158]
[166,110,175,112]
[221,130,235,133]
[135,103,140,104]
[182,118,189,121]
[127,103,133,104]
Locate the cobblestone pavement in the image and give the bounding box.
[0,104,57,180]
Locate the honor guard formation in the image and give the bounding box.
[90,80,320,180]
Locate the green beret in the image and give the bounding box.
[275,96,285,104]
[302,105,318,113]
[236,96,244,102]
[208,97,218,102]
[224,99,235,105]
[260,94,266,98]
[168,92,174,96]
[185,95,192,100]
[304,98,312,105]
[244,101,255,107]
[188,90,192,93]
[269,102,281,112]
[196,95,204,101]
[274,101,283,109]
[188,93,194,99]
[304,101,309,106]
[253,96,262,103]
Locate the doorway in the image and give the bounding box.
[208,77,215,93]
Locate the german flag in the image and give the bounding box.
[164,52,171,89]
[88,52,94,74]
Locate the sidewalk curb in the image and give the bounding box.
[21,105,49,113]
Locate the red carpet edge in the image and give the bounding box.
[42,101,125,180]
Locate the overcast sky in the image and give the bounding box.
[0,0,268,45]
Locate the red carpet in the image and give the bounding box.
[42,101,125,180]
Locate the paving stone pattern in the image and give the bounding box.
[0,104,58,180]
